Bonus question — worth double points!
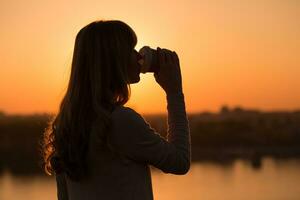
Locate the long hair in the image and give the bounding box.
[42,20,137,181]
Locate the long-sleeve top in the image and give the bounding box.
[56,92,191,200]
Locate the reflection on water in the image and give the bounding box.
[1,158,300,200]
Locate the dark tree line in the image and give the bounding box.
[0,106,300,175]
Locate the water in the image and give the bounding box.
[1,158,300,200]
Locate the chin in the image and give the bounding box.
[129,76,140,84]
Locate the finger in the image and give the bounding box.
[165,48,176,63]
[157,47,165,65]
[162,49,172,63]
[166,52,173,64]
[172,51,179,64]
[161,49,169,63]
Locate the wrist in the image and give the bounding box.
[166,87,183,94]
[166,90,183,96]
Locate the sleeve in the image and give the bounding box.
[56,172,69,200]
[109,92,191,175]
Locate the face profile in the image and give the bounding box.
[127,49,143,84]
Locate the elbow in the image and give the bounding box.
[161,160,190,175]
[180,161,190,175]
[174,160,190,175]
[175,152,191,175]
[179,152,191,175]
[161,151,191,175]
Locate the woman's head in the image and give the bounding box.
[71,20,140,108]
[42,20,140,181]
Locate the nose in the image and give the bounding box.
[137,52,143,61]
[133,49,142,60]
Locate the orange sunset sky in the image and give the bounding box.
[0,0,299,115]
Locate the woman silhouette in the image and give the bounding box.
[42,20,191,200]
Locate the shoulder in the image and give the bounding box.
[109,106,151,137]
[111,105,143,122]
[108,106,149,147]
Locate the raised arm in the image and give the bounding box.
[109,91,190,174]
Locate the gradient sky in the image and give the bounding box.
[0,0,299,115]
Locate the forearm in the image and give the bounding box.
[166,91,191,169]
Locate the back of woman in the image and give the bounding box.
[42,20,191,200]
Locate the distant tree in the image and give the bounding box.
[233,106,244,113]
[220,105,230,114]
[0,110,5,117]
